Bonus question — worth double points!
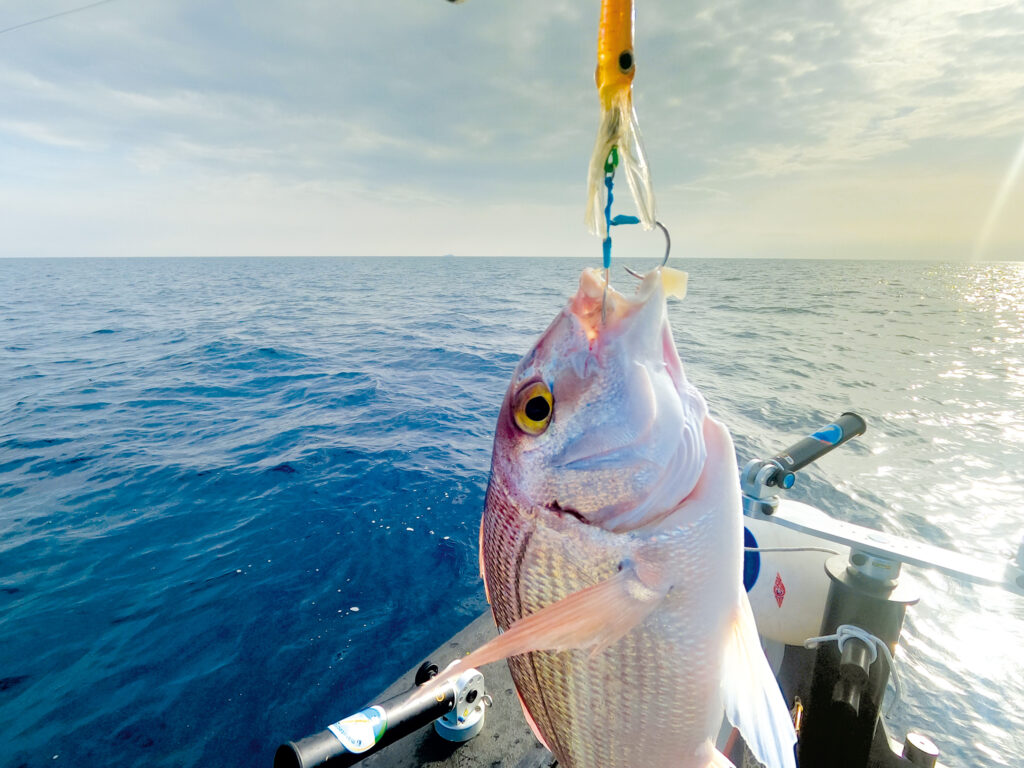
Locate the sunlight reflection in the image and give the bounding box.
[972,134,1024,260]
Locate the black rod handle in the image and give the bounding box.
[766,412,866,486]
[275,681,456,768]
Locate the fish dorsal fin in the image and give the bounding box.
[449,561,670,676]
[661,266,688,299]
[720,592,797,768]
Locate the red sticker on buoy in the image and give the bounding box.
[774,572,786,607]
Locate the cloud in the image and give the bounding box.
[0,0,1022,257]
[643,0,1024,181]
[0,118,100,150]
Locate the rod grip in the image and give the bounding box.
[275,681,456,768]
[766,412,866,485]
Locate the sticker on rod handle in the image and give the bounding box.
[328,706,387,754]
[810,424,843,444]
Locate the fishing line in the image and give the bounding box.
[600,146,671,320]
[0,0,119,37]
[744,546,842,555]
[601,149,619,323]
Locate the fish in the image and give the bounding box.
[453,267,797,768]
[585,0,656,237]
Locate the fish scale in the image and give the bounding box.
[484,478,736,768]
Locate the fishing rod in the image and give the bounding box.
[275,663,488,768]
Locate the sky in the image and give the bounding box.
[1,0,1023,259]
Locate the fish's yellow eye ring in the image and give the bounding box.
[513,381,553,436]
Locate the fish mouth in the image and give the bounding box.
[566,267,670,350]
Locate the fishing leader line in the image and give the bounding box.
[0,0,119,37]
[600,146,672,323]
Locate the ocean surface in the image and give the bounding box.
[1,256,1022,768]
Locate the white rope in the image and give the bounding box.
[803,624,902,714]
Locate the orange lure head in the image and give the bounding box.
[595,0,636,110]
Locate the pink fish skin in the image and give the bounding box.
[458,268,796,768]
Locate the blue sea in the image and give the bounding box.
[1,257,1022,768]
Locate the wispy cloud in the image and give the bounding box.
[0,118,100,150]
[651,0,1024,180]
[0,0,1021,257]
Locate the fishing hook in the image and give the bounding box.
[601,154,672,319]
[656,221,671,266]
[623,220,672,280]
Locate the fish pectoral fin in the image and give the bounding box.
[450,562,669,674]
[720,593,798,768]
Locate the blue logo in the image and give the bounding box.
[743,527,760,592]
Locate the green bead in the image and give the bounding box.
[604,146,619,174]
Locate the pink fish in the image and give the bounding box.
[455,267,797,768]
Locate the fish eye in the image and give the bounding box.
[618,50,634,73]
[513,381,553,436]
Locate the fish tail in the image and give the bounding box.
[584,89,656,237]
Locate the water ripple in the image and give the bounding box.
[0,257,1021,767]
